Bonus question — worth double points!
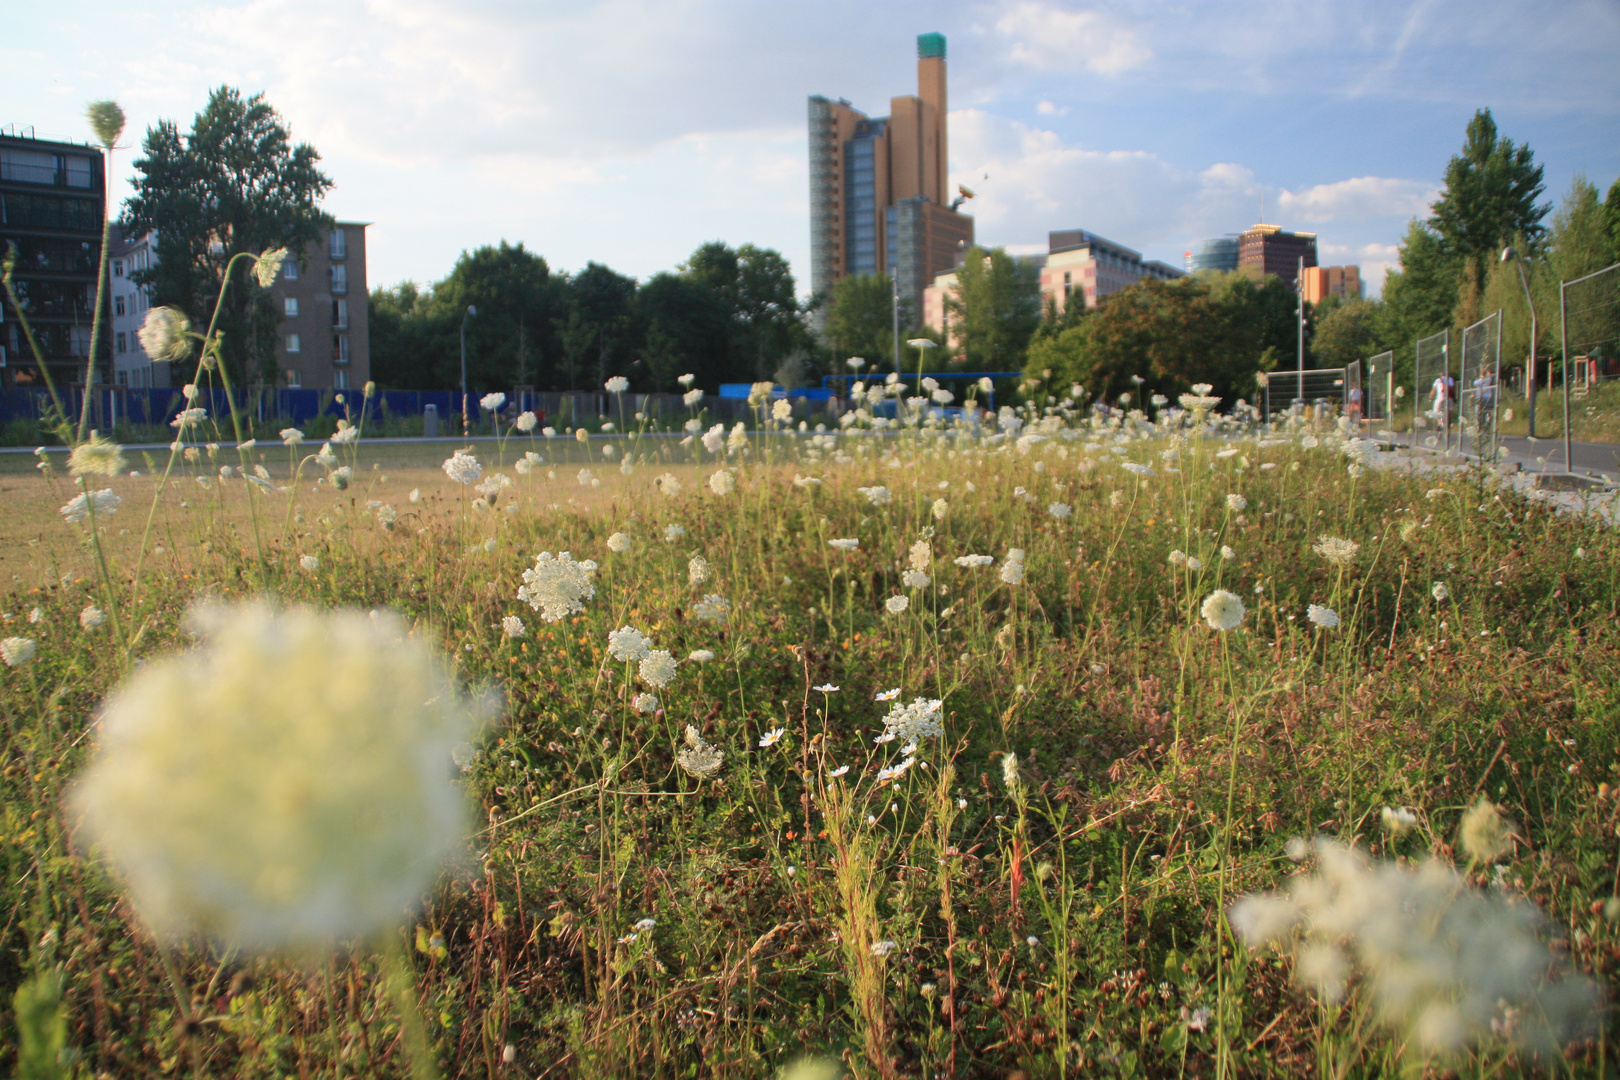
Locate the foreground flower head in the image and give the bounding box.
[70,602,493,949]
[137,306,193,364]
[1313,535,1360,567]
[1230,840,1597,1057]
[881,697,944,741]
[442,450,482,485]
[86,99,126,148]
[1,637,37,667]
[607,625,653,663]
[517,551,598,622]
[501,615,526,638]
[677,725,724,779]
[253,247,289,288]
[1201,590,1246,631]
[605,376,630,394]
[68,434,127,478]
[638,650,678,688]
[1306,604,1340,629]
[60,489,121,524]
[708,469,736,496]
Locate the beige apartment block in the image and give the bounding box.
[1299,264,1362,304]
[270,222,370,391]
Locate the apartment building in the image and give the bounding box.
[268,222,370,390]
[109,226,159,386]
[1299,264,1362,305]
[0,130,107,388]
[1038,229,1184,316]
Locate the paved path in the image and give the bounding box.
[1380,431,1619,483]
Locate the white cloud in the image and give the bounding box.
[950,111,1429,297]
[995,2,1153,75]
[1035,100,1069,116]
[1277,177,1438,224]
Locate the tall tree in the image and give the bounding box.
[432,241,559,391]
[554,262,637,391]
[1428,108,1549,296]
[821,273,897,371]
[682,242,807,382]
[1312,298,1385,370]
[633,272,729,390]
[1380,219,1463,387]
[124,87,332,384]
[946,247,1042,370]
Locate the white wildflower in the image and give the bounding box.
[1201,590,1246,631]
[517,551,598,622]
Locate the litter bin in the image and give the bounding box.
[423,403,439,438]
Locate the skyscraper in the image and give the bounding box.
[808,33,973,330]
[1237,224,1317,288]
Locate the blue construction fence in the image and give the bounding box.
[0,385,830,437]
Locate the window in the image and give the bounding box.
[330,264,347,295]
[284,261,299,281]
[285,370,301,388]
[116,331,127,353]
[115,295,126,316]
[333,334,350,365]
[63,156,93,188]
[117,370,128,387]
[329,229,346,259]
[286,333,301,353]
[334,370,349,390]
[113,259,125,278]
[332,298,348,328]
[283,297,299,318]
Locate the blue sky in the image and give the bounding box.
[8,1,1618,299]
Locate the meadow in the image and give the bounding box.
[2,381,1618,1079]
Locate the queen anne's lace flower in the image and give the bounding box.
[1,637,37,667]
[692,595,730,624]
[69,602,491,948]
[517,551,598,622]
[1201,590,1246,631]
[639,650,678,688]
[79,605,105,630]
[1307,604,1340,629]
[604,376,630,394]
[884,595,909,614]
[708,469,736,496]
[68,435,127,478]
[1230,839,1597,1056]
[138,306,193,363]
[1313,535,1360,566]
[443,451,482,485]
[501,615,526,638]
[676,725,724,779]
[607,626,653,663]
[881,697,944,741]
[60,489,121,523]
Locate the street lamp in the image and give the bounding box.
[1501,247,1536,438]
[459,304,477,435]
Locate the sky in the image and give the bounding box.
[7,1,1618,301]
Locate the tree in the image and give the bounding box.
[681,242,808,382]
[1025,271,1293,403]
[633,272,729,390]
[821,273,896,371]
[124,87,332,384]
[1380,219,1462,387]
[554,262,637,391]
[1312,298,1385,369]
[946,247,1042,370]
[1428,108,1549,297]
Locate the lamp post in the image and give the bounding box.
[459,304,477,435]
[1295,256,1305,412]
[1501,247,1536,438]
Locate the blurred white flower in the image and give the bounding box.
[1307,604,1340,629]
[69,602,490,948]
[501,616,526,638]
[607,532,632,553]
[79,605,105,630]
[1201,590,1246,631]
[885,595,909,614]
[60,489,121,524]
[604,376,630,394]
[1,637,37,667]
[442,451,482,485]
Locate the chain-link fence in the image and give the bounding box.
[1413,329,1451,449]
[1364,350,1395,424]
[1458,310,1501,461]
[1263,368,1348,424]
[1344,359,1363,427]
[1558,261,1620,467]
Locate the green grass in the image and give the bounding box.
[2,409,1617,1078]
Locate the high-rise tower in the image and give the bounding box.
[808,33,973,331]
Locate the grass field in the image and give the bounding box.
[2,398,1617,1079]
